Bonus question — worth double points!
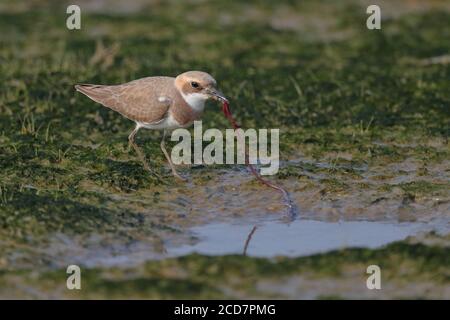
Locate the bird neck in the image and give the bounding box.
[174,77,207,112]
[180,92,207,112]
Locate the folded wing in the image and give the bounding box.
[75,77,174,124]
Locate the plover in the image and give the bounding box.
[75,71,227,180]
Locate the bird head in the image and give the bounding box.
[175,71,228,111]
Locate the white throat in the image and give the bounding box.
[181,92,207,112]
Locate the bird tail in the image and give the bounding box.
[74,84,110,105]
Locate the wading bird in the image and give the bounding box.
[75,71,227,180]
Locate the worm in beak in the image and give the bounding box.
[206,88,228,103]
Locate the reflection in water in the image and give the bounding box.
[169,218,446,258]
[243,225,258,256]
[47,218,447,269]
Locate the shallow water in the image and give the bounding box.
[5,160,447,271]
[60,218,446,269]
[34,161,448,270]
[168,218,448,258]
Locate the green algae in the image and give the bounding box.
[0,0,449,299]
[0,236,448,299]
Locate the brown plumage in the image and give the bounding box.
[75,77,174,124]
[75,71,228,180]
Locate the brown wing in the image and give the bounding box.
[75,77,175,124]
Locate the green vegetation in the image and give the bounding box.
[1,238,449,299]
[0,0,448,299]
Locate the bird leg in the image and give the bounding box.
[128,124,159,177]
[160,130,186,181]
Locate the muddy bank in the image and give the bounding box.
[0,233,448,299]
[0,0,449,299]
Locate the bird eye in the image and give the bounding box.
[191,81,200,88]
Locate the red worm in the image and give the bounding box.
[222,101,297,218]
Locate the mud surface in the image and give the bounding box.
[0,0,449,299]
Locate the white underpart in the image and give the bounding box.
[138,114,183,130]
[138,93,207,130]
[138,95,181,130]
[181,92,208,112]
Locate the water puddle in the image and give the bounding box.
[10,161,448,271]
[167,218,447,258]
[31,217,448,270]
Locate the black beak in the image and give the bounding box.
[206,88,228,103]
